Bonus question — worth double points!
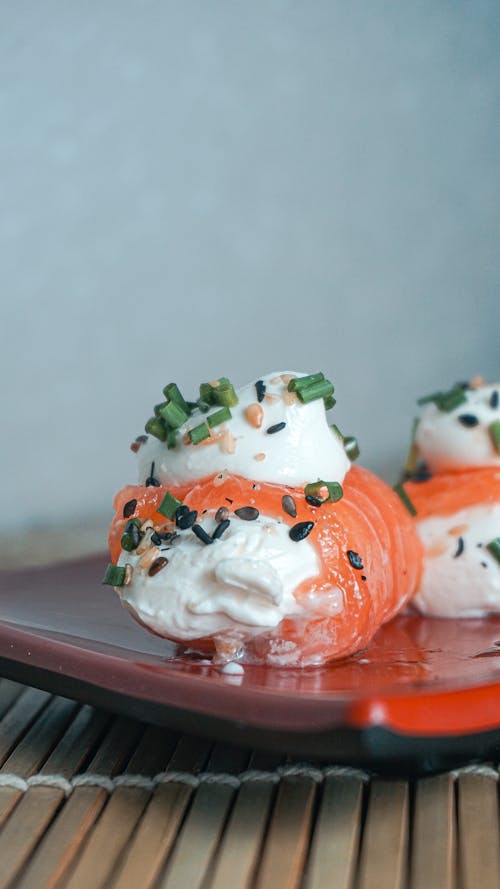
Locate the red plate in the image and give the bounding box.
[1,554,500,772]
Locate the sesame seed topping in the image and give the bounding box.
[255,380,266,402]
[305,494,322,507]
[281,494,297,518]
[234,506,259,521]
[148,556,169,577]
[347,550,364,570]
[175,506,198,530]
[289,521,314,542]
[212,518,231,540]
[215,506,230,523]
[490,391,499,409]
[458,414,479,427]
[453,537,465,558]
[123,499,137,519]
[266,421,286,434]
[192,524,213,545]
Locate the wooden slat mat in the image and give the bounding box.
[0,680,499,889]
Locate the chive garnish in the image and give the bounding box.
[159,400,189,429]
[213,380,238,408]
[330,424,343,440]
[288,372,325,393]
[323,394,336,411]
[393,483,417,516]
[188,421,211,444]
[144,417,167,441]
[199,382,217,406]
[486,538,500,563]
[343,436,360,462]
[102,564,126,586]
[158,491,183,520]
[166,428,178,449]
[304,481,343,503]
[417,384,466,413]
[294,379,334,404]
[207,407,232,428]
[489,421,500,455]
[162,382,190,415]
[154,402,168,417]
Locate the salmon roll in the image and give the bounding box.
[104,372,422,666]
[402,378,500,617]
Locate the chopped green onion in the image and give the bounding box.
[154,402,168,417]
[323,394,336,411]
[486,538,500,564]
[288,373,325,393]
[304,480,344,503]
[489,421,500,455]
[330,424,343,440]
[199,382,217,406]
[213,381,238,408]
[145,417,167,441]
[404,418,420,475]
[207,407,232,428]
[393,483,417,516]
[162,382,190,415]
[120,533,137,552]
[159,400,189,429]
[417,385,466,413]
[158,491,183,520]
[197,399,211,413]
[188,421,210,444]
[343,435,360,461]
[102,564,126,586]
[166,428,178,449]
[296,379,334,404]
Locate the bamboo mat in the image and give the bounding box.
[0,680,498,889]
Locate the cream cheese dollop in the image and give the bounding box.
[415,382,500,473]
[412,503,500,617]
[136,371,350,488]
[118,513,320,639]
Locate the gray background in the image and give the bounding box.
[1,1,499,537]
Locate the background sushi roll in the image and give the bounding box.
[402,379,500,617]
[105,371,422,666]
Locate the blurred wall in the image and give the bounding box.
[1,1,499,531]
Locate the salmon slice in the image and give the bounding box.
[404,467,500,521]
[108,466,422,665]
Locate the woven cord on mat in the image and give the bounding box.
[0,762,497,797]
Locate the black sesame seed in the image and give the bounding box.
[175,505,198,530]
[305,495,322,507]
[124,521,141,549]
[255,380,266,403]
[150,531,162,546]
[282,494,297,518]
[266,422,287,435]
[225,498,234,505]
[490,391,499,409]
[458,414,479,428]
[481,561,488,568]
[347,550,364,570]
[215,506,230,523]
[235,506,260,521]
[123,499,137,519]
[454,536,465,558]
[192,524,214,545]
[361,575,367,581]
[289,521,314,542]
[212,519,231,540]
[148,556,169,577]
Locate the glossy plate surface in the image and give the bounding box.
[1,555,500,769]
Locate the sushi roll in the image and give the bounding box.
[402,379,500,617]
[105,372,422,666]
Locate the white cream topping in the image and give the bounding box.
[415,383,500,472]
[412,504,500,617]
[136,371,350,488]
[117,513,320,640]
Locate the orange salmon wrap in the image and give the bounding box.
[109,465,423,666]
[404,467,500,521]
